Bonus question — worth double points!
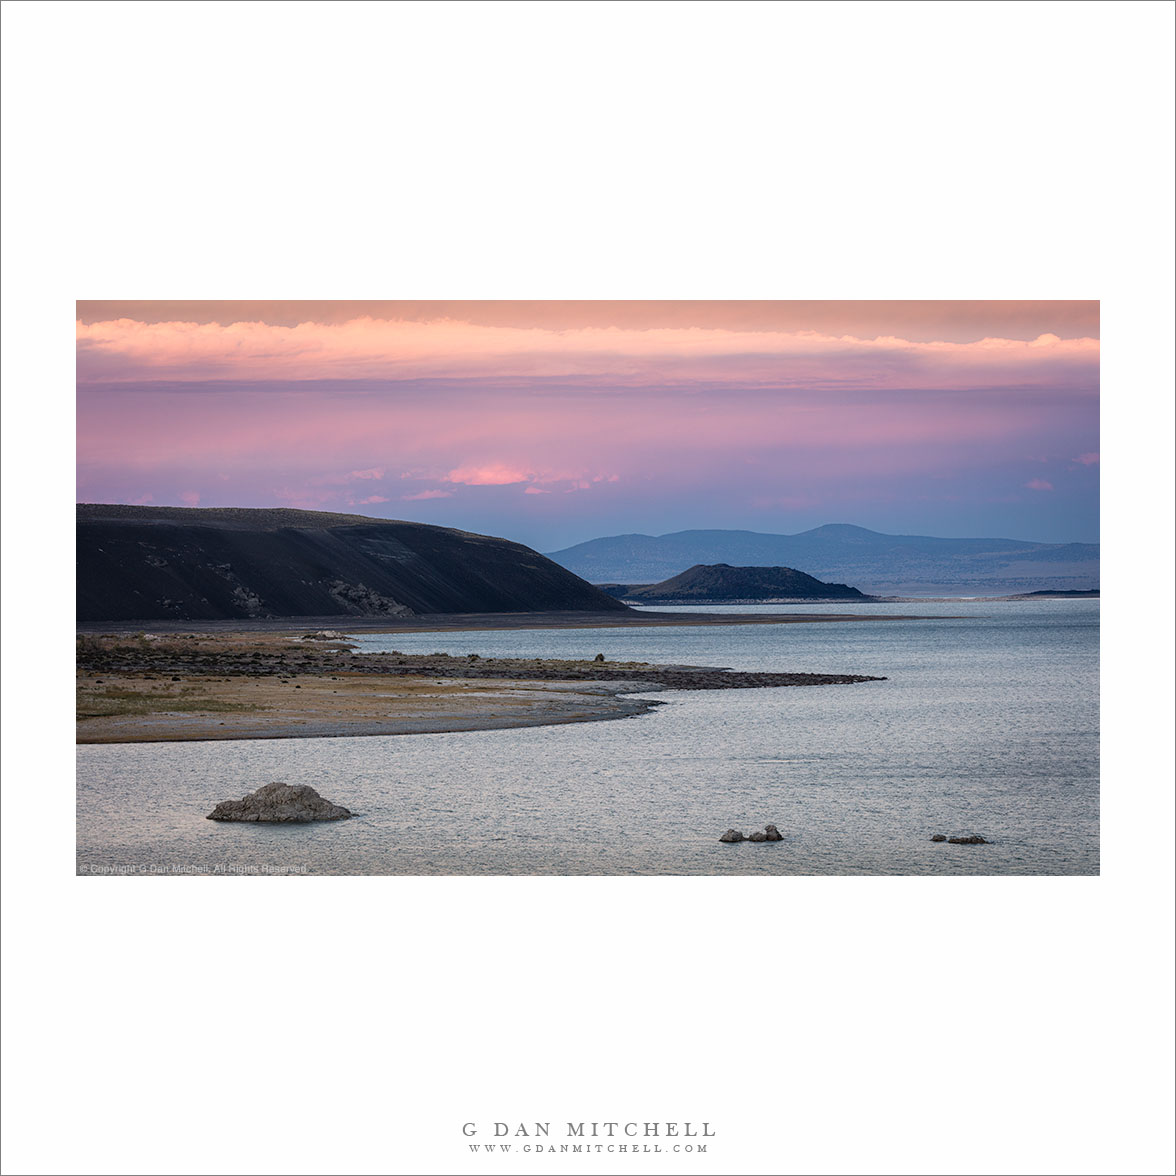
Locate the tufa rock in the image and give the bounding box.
[946,834,987,845]
[720,826,782,843]
[207,782,352,823]
[930,834,947,842]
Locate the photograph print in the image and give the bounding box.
[75,300,1100,876]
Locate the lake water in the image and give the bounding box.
[76,601,1099,875]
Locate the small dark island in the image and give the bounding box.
[1009,589,1100,599]
[600,563,875,604]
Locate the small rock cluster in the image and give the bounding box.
[930,833,988,844]
[207,782,353,823]
[720,824,782,843]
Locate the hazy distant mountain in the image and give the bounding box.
[548,523,1100,594]
[77,504,629,622]
[603,564,873,603]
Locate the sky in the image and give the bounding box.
[76,301,1099,550]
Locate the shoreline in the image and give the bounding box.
[76,632,886,745]
[76,676,667,744]
[76,608,936,636]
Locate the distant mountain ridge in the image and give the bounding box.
[77,504,629,622]
[548,523,1100,594]
[602,564,872,602]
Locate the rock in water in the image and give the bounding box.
[947,834,987,845]
[764,824,783,841]
[747,830,768,842]
[719,829,745,843]
[207,782,352,822]
[930,834,947,842]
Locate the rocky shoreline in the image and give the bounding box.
[76,632,886,744]
[76,633,884,691]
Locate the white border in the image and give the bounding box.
[3,3,1174,1174]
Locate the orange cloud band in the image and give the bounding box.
[77,317,1099,389]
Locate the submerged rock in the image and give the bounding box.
[764,824,783,841]
[719,829,744,843]
[747,830,767,842]
[946,834,987,845]
[207,782,352,823]
[930,834,947,842]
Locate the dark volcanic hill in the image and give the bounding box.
[77,504,630,622]
[605,563,873,603]
[548,523,1100,594]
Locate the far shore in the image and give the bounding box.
[76,607,937,637]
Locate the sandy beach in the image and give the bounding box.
[75,627,886,744]
[76,667,662,742]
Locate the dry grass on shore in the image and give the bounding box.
[75,667,646,744]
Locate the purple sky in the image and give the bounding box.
[76,301,1099,549]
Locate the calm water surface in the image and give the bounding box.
[76,601,1098,875]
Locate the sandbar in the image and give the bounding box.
[76,631,886,744]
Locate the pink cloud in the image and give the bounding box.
[79,301,1099,342]
[74,309,1098,535]
[1025,478,1054,491]
[75,316,1099,392]
[446,464,532,486]
[76,379,1091,510]
[441,462,622,493]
